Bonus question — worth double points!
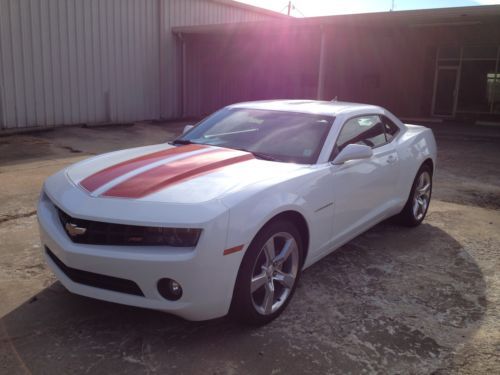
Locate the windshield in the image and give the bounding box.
[175,108,334,164]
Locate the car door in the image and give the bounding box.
[329,115,400,246]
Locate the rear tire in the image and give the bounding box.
[230,220,303,326]
[396,164,432,227]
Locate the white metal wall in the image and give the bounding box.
[0,0,276,130]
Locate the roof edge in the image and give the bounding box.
[209,0,288,19]
[295,4,500,22]
[172,4,500,34]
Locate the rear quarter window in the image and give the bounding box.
[381,116,400,142]
[336,115,386,151]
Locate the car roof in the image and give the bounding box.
[227,100,383,117]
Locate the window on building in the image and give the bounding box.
[457,61,497,112]
[487,73,500,112]
[435,44,500,115]
[438,46,460,59]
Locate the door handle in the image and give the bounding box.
[387,155,397,164]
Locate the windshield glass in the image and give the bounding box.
[176,108,334,164]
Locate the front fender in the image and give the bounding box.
[220,166,335,297]
[228,192,310,255]
[396,127,437,203]
[218,191,311,311]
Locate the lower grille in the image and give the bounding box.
[46,247,144,296]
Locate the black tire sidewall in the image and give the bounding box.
[400,164,433,226]
[230,220,304,325]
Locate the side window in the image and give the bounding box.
[381,115,400,142]
[336,115,386,153]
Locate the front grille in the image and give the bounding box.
[56,206,200,247]
[46,247,144,296]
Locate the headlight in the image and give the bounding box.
[56,206,202,247]
[126,227,202,247]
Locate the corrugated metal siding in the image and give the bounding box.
[0,0,161,130]
[0,0,276,130]
[170,0,266,27]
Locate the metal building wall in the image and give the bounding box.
[161,0,275,119]
[0,0,276,130]
[182,30,321,117]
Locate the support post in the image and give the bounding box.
[158,0,166,119]
[0,82,4,129]
[317,25,327,100]
[179,34,187,118]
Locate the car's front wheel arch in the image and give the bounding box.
[229,211,309,324]
[396,161,433,226]
[422,158,434,176]
[263,211,309,267]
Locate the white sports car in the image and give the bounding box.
[38,100,437,325]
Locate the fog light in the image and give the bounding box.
[157,278,183,301]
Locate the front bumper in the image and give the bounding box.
[37,192,244,321]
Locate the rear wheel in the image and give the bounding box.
[396,164,432,226]
[230,220,303,325]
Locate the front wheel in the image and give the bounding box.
[230,220,303,325]
[396,164,432,226]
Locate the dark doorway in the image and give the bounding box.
[457,61,497,113]
[433,67,458,116]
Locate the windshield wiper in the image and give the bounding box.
[249,151,278,161]
[226,146,278,161]
[170,139,196,145]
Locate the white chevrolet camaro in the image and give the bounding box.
[38,100,437,325]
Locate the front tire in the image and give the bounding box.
[396,164,433,227]
[230,220,304,325]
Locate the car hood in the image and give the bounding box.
[65,143,308,204]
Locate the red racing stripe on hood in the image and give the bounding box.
[102,148,255,198]
[80,144,208,192]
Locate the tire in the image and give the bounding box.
[230,219,304,325]
[396,164,433,227]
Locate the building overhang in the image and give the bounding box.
[172,4,500,35]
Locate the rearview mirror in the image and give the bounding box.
[332,144,373,165]
[183,125,194,134]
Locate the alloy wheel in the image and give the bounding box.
[412,171,431,220]
[250,232,299,315]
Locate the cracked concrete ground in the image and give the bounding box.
[0,121,499,374]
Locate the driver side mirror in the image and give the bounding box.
[183,125,194,134]
[332,144,373,165]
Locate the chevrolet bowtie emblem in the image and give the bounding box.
[65,222,87,237]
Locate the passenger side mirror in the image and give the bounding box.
[332,144,373,165]
[183,125,194,134]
